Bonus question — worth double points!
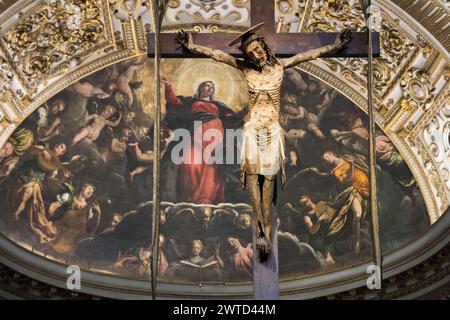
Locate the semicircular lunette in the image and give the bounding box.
[0,57,431,290]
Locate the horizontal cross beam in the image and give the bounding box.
[148,32,380,58]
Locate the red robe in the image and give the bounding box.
[165,85,231,204]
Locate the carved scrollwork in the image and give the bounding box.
[189,0,227,12]
[303,9,419,104]
[0,91,19,123]
[168,0,182,8]
[0,54,13,96]
[162,0,250,32]
[411,88,450,215]
[400,69,436,111]
[305,0,365,32]
[1,0,108,88]
[371,17,417,99]
[110,0,149,21]
[275,0,301,33]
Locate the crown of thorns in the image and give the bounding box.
[240,33,266,51]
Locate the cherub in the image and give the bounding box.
[105,56,146,108]
[71,105,122,146]
[283,93,326,140]
[127,126,174,183]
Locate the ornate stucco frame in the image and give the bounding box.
[0,0,448,298]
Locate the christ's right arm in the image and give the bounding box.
[177,31,245,70]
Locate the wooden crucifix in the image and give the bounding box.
[148,1,380,300]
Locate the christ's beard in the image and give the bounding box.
[250,57,270,70]
[256,59,268,68]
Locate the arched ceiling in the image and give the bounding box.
[0,0,448,299]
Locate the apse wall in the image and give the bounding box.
[0,0,448,299]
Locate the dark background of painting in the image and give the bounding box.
[0,59,430,284]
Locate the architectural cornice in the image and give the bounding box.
[391,0,449,54]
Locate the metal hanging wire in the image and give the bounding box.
[150,0,170,301]
[360,0,384,299]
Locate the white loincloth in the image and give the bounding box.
[241,121,285,176]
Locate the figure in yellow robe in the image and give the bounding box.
[322,151,369,254]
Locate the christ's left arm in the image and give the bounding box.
[281,29,351,69]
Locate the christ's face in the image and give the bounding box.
[199,82,215,99]
[245,40,267,67]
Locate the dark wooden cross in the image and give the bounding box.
[148,0,380,300]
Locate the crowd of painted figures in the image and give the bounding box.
[0,60,428,283]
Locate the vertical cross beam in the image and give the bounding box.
[363,0,384,299]
[250,0,279,301]
[251,0,275,32]
[253,207,279,300]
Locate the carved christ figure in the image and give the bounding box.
[177,23,351,262]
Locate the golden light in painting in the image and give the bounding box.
[135,58,247,121]
[165,59,248,112]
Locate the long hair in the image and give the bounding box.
[240,33,278,70]
[194,81,215,100]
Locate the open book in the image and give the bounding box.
[175,256,223,282]
[179,256,220,269]
[315,201,336,223]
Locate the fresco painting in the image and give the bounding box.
[0,57,430,283]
